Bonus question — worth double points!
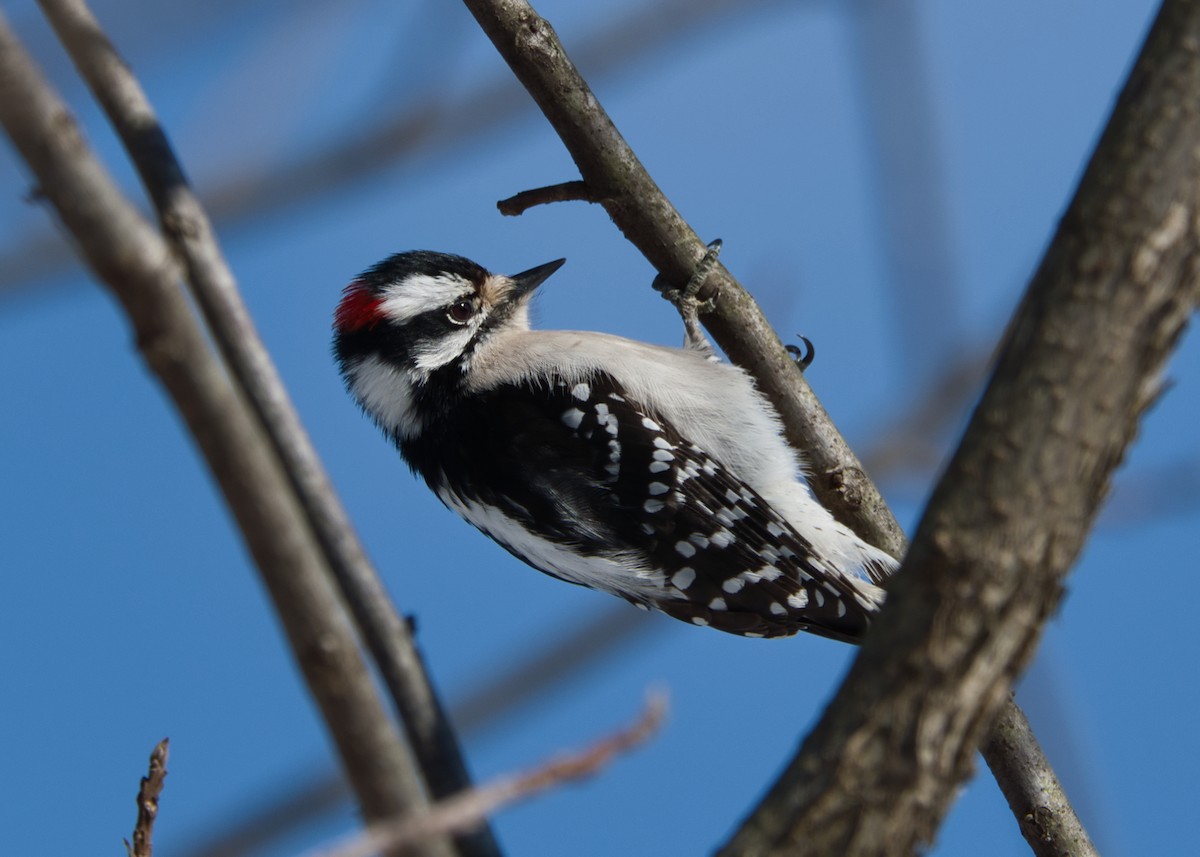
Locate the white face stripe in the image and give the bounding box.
[378,273,474,324]
[347,355,422,438]
[412,326,476,372]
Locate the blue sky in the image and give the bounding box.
[2,1,1192,855]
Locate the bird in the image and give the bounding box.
[333,248,896,642]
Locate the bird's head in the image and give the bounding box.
[333,250,565,438]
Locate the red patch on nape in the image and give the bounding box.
[335,281,384,332]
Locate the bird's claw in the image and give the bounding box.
[786,335,816,372]
[652,239,723,353]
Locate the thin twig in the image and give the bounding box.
[497,180,603,215]
[459,0,1101,852]
[0,16,450,857]
[34,8,490,855]
[125,738,169,857]
[307,693,667,857]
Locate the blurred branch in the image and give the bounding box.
[0,0,783,296]
[0,16,451,857]
[847,0,963,380]
[125,738,169,857]
[458,0,1117,852]
[718,0,1199,852]
[34,8,494,855]
[307,693,667,857]
[179,603,657,857]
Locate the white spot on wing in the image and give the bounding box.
[672,568,696,590]
[648,482,670,496]
[561,408,584,429]
[571,382,590,401]
[675,540,696,558]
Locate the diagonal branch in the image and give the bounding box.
[458,0,1119,853]
[33,6,493,856]
[716,0,1200,852]
[0,15,452,857]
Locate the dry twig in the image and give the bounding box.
[125,738,169,857]
[496,180,603,215]
[308,693,667,857]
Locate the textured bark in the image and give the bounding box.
[717,1,1200,852]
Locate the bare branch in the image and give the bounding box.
[983,700,1099,856]
[497,180,603,215]
[717,0,1200,851]
[308,693,667,857]
[33,8,491,855]
[0,16,450,857]
[125,738,169,857]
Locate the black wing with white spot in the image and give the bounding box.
[402,371,878,641]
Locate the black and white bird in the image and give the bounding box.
[333,250,896,642]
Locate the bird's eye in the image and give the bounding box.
[447,299,475,325]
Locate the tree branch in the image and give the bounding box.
[308,693,666,857]
[0,17,451,857]
[125,738,169,857]
[33,6,493,855]
[716,0,1200,852]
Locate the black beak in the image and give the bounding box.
[509,258,566,299]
